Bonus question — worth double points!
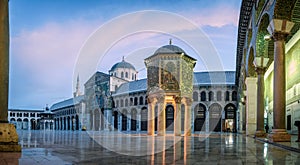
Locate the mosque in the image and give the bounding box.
[9,42,238,135]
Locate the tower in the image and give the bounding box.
[73,74,81,97]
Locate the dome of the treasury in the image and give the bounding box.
[110,59,136,71]
[154,44,186,55]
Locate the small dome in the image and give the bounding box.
[110,59,136,71]
[154,44,186,55]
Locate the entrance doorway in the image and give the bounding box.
[194,103,206,131]
[209,103,222,132]
[166,105,174,131]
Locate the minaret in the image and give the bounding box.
[74,74,81,97]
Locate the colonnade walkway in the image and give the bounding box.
[1,130,300,164]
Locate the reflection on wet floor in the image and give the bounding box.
[4,130,300,164]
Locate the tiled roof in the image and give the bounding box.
[50,95,84,111]
[113,71,235,96]
[113,78,147,96]
[193,71,235,85]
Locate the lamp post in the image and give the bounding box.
[253,56,269,137]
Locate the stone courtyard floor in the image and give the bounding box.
[1,130,300,164]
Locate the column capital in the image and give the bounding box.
[255,67,266,75]
[267,19,294,41]
[173,96,181,104]
[182,97,192,106]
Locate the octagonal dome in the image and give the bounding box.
[154,44,186,55]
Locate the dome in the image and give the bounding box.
[110,59,136,71]
[154,44,186,55]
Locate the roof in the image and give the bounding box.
[50,95,84,111]
[8,109,44,112]
[154,44,186,55]
[193,71,236,85]
[113,71,235,96]
[110,60,136,71]
[113,78,147,96]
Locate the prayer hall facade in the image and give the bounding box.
[46,43,238,135]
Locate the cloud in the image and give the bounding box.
[10,19,100,108]
[182,4,240,27]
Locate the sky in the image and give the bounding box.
[8,0,241,109]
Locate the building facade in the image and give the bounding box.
[49,43,238,135]
[235,0,300,141]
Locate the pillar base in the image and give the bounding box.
[267,129,291,142]
[0,123,21,152]
[254,130,266,138]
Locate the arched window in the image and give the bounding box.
[120,99,124,107]
[125,99,128,107]
[217,91,222,101]
[139,96,144,105]
[125,72,128,78]
[145,96,148,105]
[134,97,138,106]
[200,91,206,101]
[132,73,134,80]
[209,91,214,101]
[193,92,198,101]
[121,72,124,78]
[114,72,117,76]
[225,91,230,101]
[130,98,133,106]
[232,91,237,101]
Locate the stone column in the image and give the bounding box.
[174,97,181,136]
[267,19,294,142]
[0,0,21,152]
[147,97,156,135]
[245,77,257,136]
[137,112,141,132]
[254,67,266,137]
[118,114,122,131]
[184,98,192,136]
[157,97,166,136]
[127,112,131,131]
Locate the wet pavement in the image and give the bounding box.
[1,130,300,164]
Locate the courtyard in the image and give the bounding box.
[1,130,300,164]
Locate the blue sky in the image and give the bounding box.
[9,0,241,109]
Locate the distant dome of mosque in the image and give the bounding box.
[110,58,136,71]
[154,39,186,55]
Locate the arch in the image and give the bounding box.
[131,109,137,131]
[165,105,174,131]
[256,14,271,58]
[208,103,222,132]
[113,111,118,130]
[67,116,71,130]
[141,107,148,131]
[120,99,124,107]
[23,118,29,130]
[125,99,128,107]
[208,91,214,101]
[193,91,198,101]
[132,73,134,80]
[10,118,16,127]
[17,118,22,129]
[134,97,138,106]
[225,91,230,101]
[200,91,206,101]
[246,47,256,77]
[122,109,128,131]
[139,96,144,105]
[232,91,237,101]
[217,91,222,101]
[224,103,237,132]
[121,72,124,78]
[130,98,133,106]
[125,72,128,78]
[194,103,206,131]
